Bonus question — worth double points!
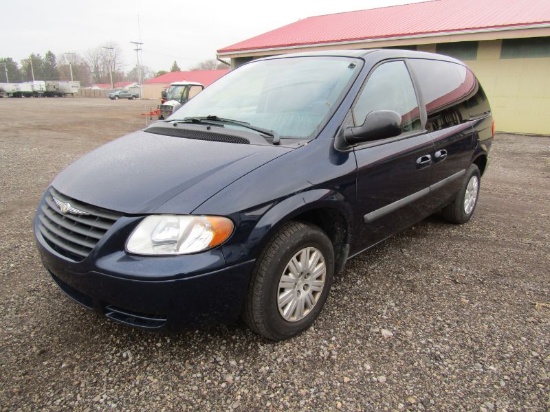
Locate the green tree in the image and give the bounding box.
[155,70,168,78]
[0,57,22,83]
[42,51,59,81]
[21,54,44,81]
[170,61,180,72]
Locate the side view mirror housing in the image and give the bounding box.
[161,90,167,99]
[342,110,402,146]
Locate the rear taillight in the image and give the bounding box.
[491,120,495,139]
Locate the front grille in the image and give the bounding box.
[38,187,121,261]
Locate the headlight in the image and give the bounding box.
[126,215,234,255]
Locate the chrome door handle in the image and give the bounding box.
[435,149,448,161]
[416,154,432,168]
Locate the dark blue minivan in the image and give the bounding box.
[34,50,493,340]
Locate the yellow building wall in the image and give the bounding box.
[142,83,167,100]
[426,40,550,135]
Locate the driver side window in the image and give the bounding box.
[353,61,421,134]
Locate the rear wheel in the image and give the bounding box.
[442,164,481,224]
[243,221,334,341]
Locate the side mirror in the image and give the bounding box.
[343,110,402,145]
[161,90,167,99]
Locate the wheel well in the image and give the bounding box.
[474,155,488,176]
[293,208,350,275]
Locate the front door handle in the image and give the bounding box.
[416,154,432,168]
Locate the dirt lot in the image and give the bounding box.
[0,98,548,411]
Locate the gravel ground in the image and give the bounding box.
[0,98,548,411]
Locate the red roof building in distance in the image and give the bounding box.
[91,83,111,90]
[145,70,230,87]
[217,0,550,54]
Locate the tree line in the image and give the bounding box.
[0,42,227,87]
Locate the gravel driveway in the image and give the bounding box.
[0,98,548,411]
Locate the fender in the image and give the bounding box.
[222,188,355,268]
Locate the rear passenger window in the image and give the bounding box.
[353,61,421,134]
[408,59,479,131]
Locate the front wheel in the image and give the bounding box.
[242,221,335,341]
[442,164,481,224]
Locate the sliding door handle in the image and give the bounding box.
[435,149,448,161]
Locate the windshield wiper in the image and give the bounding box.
[169,117,223,127]
[182,115,281,145]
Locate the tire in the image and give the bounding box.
[242,221,335,341]
[114,96,119,100]
[442,164,481,224]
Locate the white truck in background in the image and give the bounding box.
[0,83,19,97]
[0,80,80,97]
[45,81,80,97]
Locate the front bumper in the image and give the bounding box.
[35,223,255,331]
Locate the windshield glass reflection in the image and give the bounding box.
[169,57,362,139]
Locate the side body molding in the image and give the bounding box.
[364,169,466,223]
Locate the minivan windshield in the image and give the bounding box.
[168,56,362,139]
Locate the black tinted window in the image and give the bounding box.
[353,61,421,133]
[409,59,480,131]
[436,42,478,61]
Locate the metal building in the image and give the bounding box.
[217,0,550,135]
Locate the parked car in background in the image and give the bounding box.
[109,89,139,100]
[35,49,493,341]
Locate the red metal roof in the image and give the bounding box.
[144,70,229,86]
[91,83,111,90]
[218,0,550,54]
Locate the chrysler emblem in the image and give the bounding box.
[53,197,89,216]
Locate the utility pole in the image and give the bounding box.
[27,56,35,82]
[64,53,75,82]
[130,41,143,97]
[2,63,8,83]
[102,47,114,89]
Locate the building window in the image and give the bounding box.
[436,42,478,60]
[500,37,550,59]
[384,45,417,51]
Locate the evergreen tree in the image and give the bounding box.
[170,61,180,72]
[21,54,44,81]
[0,57,22,83]
[42,51,60,81]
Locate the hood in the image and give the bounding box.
[52,129,291,214]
